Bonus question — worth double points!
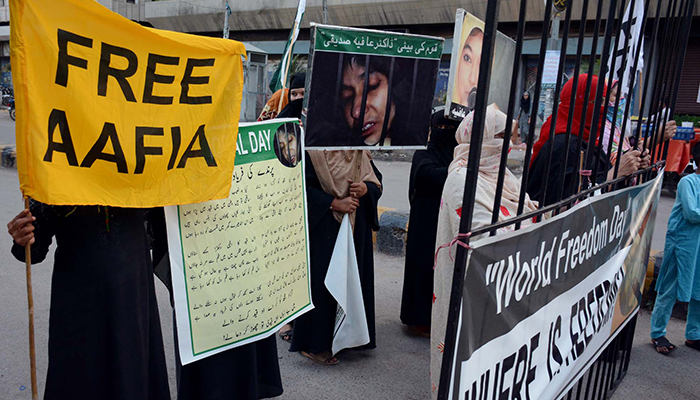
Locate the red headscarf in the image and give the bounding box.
[530,74,607,165]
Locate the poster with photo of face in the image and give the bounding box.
[445,10,516,121]
[304,24,444,149]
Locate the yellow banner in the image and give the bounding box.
[10,0,245,207]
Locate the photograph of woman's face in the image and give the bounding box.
[456,28,484,109]
[341,59,396,146]
[304,49,436,149]
[275,124,300,167]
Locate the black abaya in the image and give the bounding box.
[526,134,610,206]
[289,153,382,354]
[400,114,458,327]
[174,333,283,400]
[400,152,449,326]
[11,202,170,400]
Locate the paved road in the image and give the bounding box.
[0,159,695,399]
[0,112,15,146]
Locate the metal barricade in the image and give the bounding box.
[437,0,695,398]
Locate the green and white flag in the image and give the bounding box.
[269,0,306,93]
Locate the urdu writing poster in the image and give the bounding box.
[165,119,313,365]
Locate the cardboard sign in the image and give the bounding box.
[166,119,313,365]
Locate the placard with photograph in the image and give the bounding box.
[445,10,516,121]
[304,24,444,149]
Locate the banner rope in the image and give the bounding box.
[434,232,472,269]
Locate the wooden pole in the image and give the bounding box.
[277,21,298,115]
[23,197,38,400]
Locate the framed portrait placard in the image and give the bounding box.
[445,10,516,121]
[304,24,444,150]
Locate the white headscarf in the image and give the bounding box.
[430,106,538,398]
[448,104,538,222]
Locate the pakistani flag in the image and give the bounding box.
[269,0,306,93]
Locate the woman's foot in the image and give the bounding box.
[410,325,431,338]
[278,323,293,342]
[652,336,676,355]
[686,339,700,351]
[301,350,339,365]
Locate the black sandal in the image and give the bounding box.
[652,336,677,355]
[686,340,700,351]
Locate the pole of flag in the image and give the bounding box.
[223,1,231,39]
[23,197,38,400]
[323,0,328,24]
[271,0,306,112]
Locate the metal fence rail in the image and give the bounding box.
[437,0,695,398]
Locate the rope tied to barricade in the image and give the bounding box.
[433,232,472,270]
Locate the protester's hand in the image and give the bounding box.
[348,180,368,198]
[331,197,360,214]
[7,209,35,247]
[617,150,643,177]
[639,149,651,169]
[511,121,519,145]
[662,120,677,142]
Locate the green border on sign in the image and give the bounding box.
[314,25,443,60]
[177,119,312,357]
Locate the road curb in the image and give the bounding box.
[376,208,409,256]
[1,144,15,169]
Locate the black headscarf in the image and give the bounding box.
[288,73,306,102]
[407,111,459,204]
[277,99,303,119]
[427,111,459,167]
[279,73,306,118]
[520,92,531,114]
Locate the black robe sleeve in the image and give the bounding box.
[361,161,383,231]
[11,200,55,264]
[146,207,173,297]
[411,152,449,196]
[527,135,611,207]
[305,152,336,230]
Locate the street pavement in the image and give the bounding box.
[0,135,697,399]
[0,112,15,146]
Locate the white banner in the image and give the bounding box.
[443,170,664,400]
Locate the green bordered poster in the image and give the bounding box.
[165,118,313,364]
[304,23,443,150]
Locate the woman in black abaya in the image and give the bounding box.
[400,112,459,336]
[8,202,170,400]
[290,150,382,365]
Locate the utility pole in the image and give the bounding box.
[223,0,231,39]
[543,13,561,121]
[323,0,328,24]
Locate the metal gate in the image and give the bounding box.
[437,0,695,398]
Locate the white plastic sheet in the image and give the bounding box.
[324,214,370,355]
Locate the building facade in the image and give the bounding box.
[2,0,700,116]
